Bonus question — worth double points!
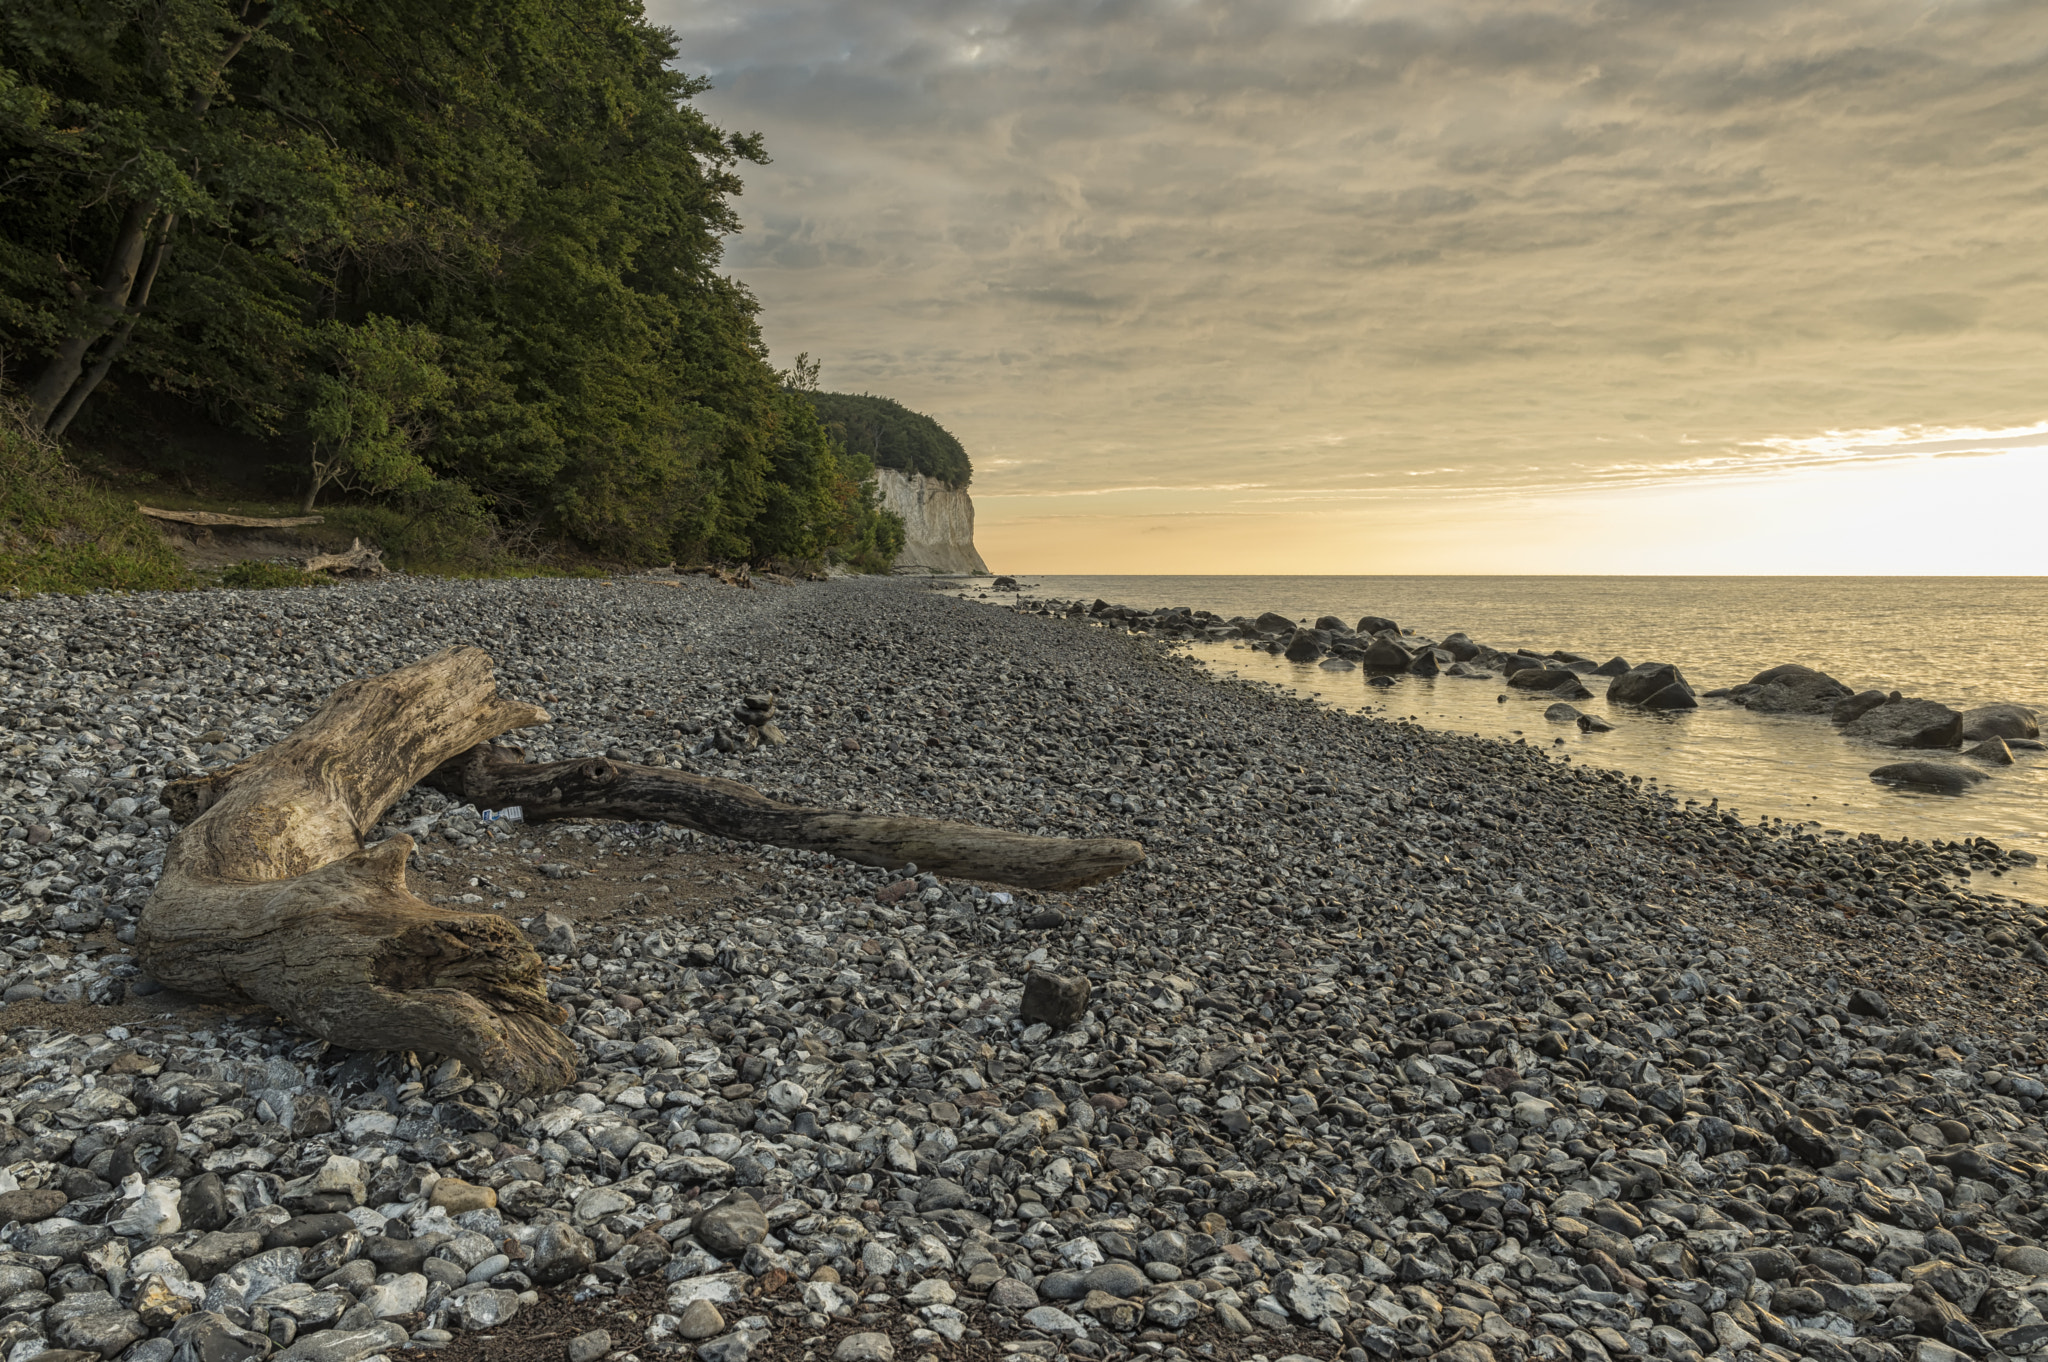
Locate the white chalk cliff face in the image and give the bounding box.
[875,468,988,573]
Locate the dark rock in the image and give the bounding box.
[1847,989,1890,1021]
[1577,714,1614,733]
[1963,738,2014,765]
[1508,669,1580,691]
[1592,656,1630,677]
[51,1307,147,1359]
[265,1214,357,1250]
[1253,612,1296,634]
[1833,690,1892,725]
[529,1223,597,1286]
[1960,703,2039,741]
[1362,639,1412,669]
[1869,762,1987,793]
[1842,697,1963,748]
[1544,703,1582,722]
[174,1231,265,1283]
[291,1091,336,1137]
[1283,629,1328,663]
[1607,662,1696,709]
[179,1173,230,1233]
[1355,616,1398,636]
[1779,1117,1840,1168]
[1737,664,1855,714]
[1020,970,1091,1028]
[168,1312,273,1362]
[694,1195,769,1257]
[1083,1261,1150,1296]
[363,1233,435,1275]
[1406,649,1439,676]
[1439,632,1481,660]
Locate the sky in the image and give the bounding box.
[652,0,2048,574]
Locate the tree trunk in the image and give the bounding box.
[24,199,155,428]
[425,744,1147,890]
[137,648,577,1097]
[45,214,177,439]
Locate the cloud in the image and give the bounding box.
[650,0,2048,563]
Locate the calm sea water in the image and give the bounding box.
[986,576,2047,898]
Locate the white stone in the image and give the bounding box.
[358,1274,427,1318]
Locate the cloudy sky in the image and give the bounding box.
[654,0,2048,573]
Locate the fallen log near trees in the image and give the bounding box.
[138,648,578,1097]
[140,650,1146,1095]
[303,537,386,575]
[425,743,1147,890]
[138,504,324,528]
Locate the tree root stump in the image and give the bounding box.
[137,648,577,1097]
[425,743,1146,890]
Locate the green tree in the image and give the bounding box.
[805,390,972,488]
[300,316,448,511]
[1,0,902,568]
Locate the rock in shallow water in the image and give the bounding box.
[1870,760,1989,792]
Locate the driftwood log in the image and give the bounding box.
[425,744,1145,890]
[303,537,386,575]
[140,650,1145,1094]
[137,648,578,1096]
[139,504,323,528]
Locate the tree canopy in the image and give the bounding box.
[805,391,973,489]
[0,0,901,567]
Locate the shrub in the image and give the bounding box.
[220,560,332,590]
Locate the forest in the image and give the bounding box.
[0,0,915,574]
[804,391,973,489]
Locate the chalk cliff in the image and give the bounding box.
[876,468,987,574]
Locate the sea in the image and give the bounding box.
[982,576,2048,902]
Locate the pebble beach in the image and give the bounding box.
[5,575,2048,1362]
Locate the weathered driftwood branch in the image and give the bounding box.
[138,648,576,1097]
[139,504,323,528]
[304,537,386,575]
[426,743,1146,890]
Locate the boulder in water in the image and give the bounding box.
[1439,632,1481,661]
[1544,703,1583,722]
[1964,737,2015,765]
[1318,657,1355,671]
[1407,649,1440,677]
[1355,615,1398,636]
[1841,697,1963,748]
[1870,761,1988,793]
[1833,690,1891,725]
[1608,662,1698,710]
[1737,664,1855,715]
[1509,668,1581,691]
[1283,629,1328,662]
[1363,638,1413,669]
[1254,611,1297,634]
[1592,656,1631,677]
[1961,703,2039,741]
[1367,674,1396,688]
[1577,714,1615,733]
[1444,662,1491,678]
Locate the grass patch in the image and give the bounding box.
[0,407,193,595]
[219,560,334,590]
